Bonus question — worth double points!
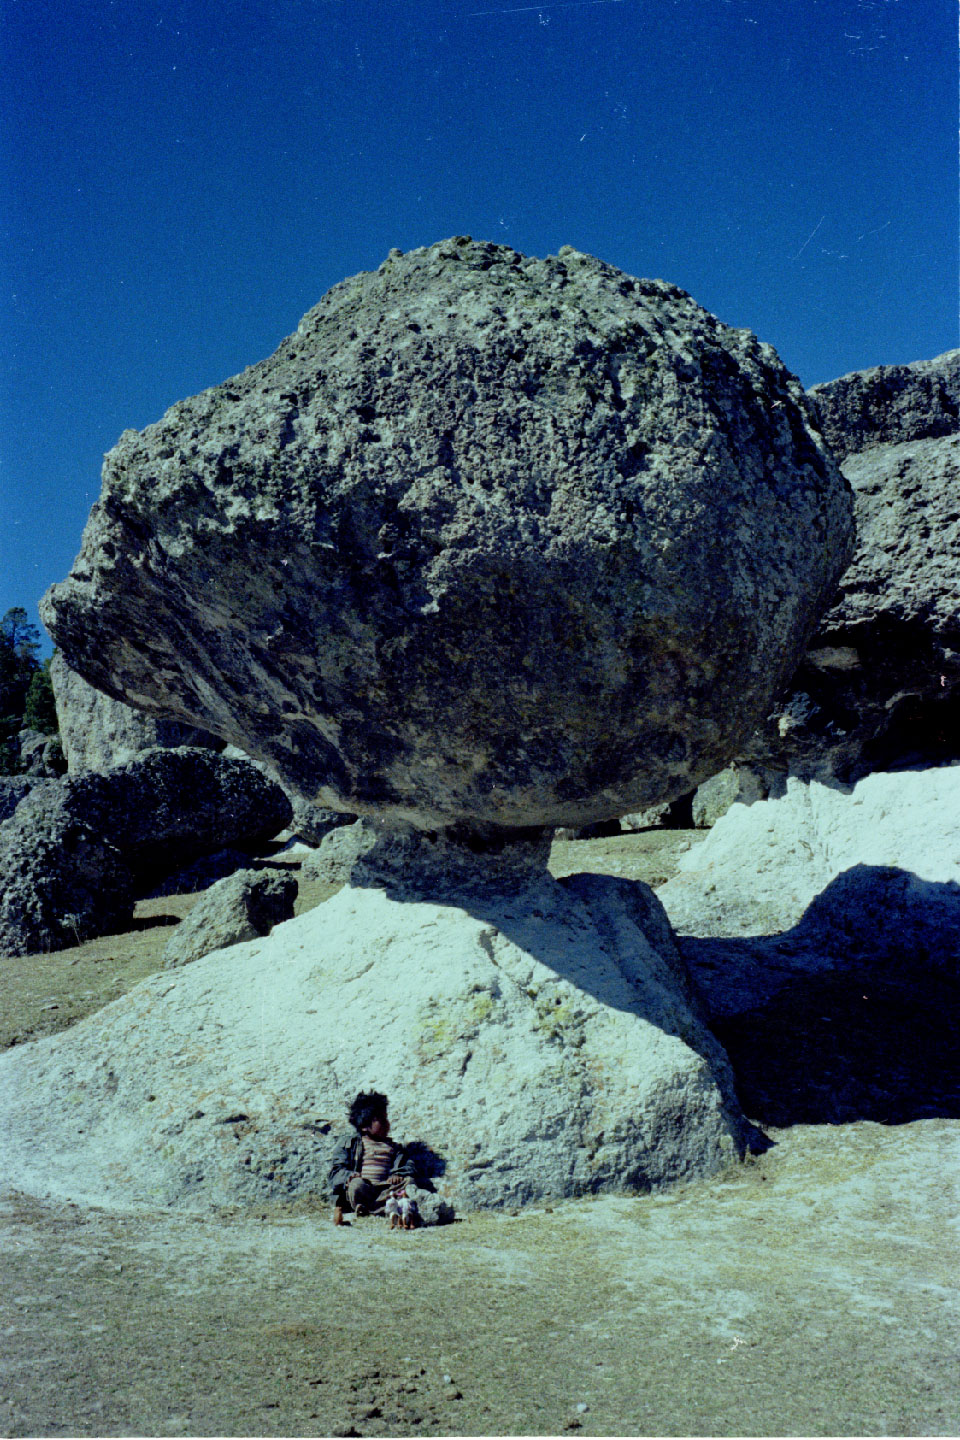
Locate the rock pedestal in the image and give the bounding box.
[0,835,749,1212]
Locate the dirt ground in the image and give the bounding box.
[2,829,959,1437]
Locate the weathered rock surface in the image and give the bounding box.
[16,728,66,778]
[0,775,39,824]
[0,863,749,1210]
[42,238,852,834]
[660,766,960,1127]
[162,867,298,968]
[51,652,221,774]
[809,349,960,463]
[658,765,960,941]
[0,749,292,956]
[743,350,960,785]
[0,788,134,957]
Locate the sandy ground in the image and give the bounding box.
[2,829,959,1437]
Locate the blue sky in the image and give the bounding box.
[1,0,956,645]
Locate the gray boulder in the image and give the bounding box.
[0,748,292,956]
[42,238,852,835]
[745,350,960,785]
[809,349,960,462]
[162,867,298,968]
[51,651,221,774]
[0,788,134,957]
[690,764,771,828]
[16,728,66,778]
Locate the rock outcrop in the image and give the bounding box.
[42,238,852,834]
[51,651,221,774]
[15,728,66,778]
[657,766,960,941]
[0,775,39,824]
[162,867,298,968]
[737,350,960,786]
[0,749,292,956]
[657,766,960,1127]
[0,858,750,1211]
[809,350,959,463]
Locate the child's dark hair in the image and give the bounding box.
[349,1090,388,1133]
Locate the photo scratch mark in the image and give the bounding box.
[794,215,825,260]
[469,0,625,16]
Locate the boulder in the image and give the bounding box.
[0,855,750,1211]
[656,767,960,1128]
[42,238,852,835]
[809,349,960,462]
[0,748,292,956]
[298,818,378,890]
[657,765,960,941]
[744,350,960,785]
[16,728,66,778]
[51,651,221,774]
[162,867,298,968]
[690,765,770,828]
[0,789,134,957]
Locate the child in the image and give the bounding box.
[328,1090,417,1224]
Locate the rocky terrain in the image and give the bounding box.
[1,243,957,1432]
[738,348,960,790]
[1,828,957,1436]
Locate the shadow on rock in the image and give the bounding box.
[679,865,960,1126]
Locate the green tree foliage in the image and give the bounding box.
[0,607,58,772]
[25,657,59,735]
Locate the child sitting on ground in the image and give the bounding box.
[328,1090,418,1225]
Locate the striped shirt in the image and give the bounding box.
[360,1135,400,1185]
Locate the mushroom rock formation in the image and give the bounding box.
[42,239,854,837]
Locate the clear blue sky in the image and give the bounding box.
[2,0,956,646]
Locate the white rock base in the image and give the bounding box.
[0,872,748,1212]
[658,767,960,940]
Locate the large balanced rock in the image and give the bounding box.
[0,842,750,1211]
[162,867,298,968]
[51,651,221,774]
[736,350,960,786]
[42,239,852,834]
[0,748,292,956]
